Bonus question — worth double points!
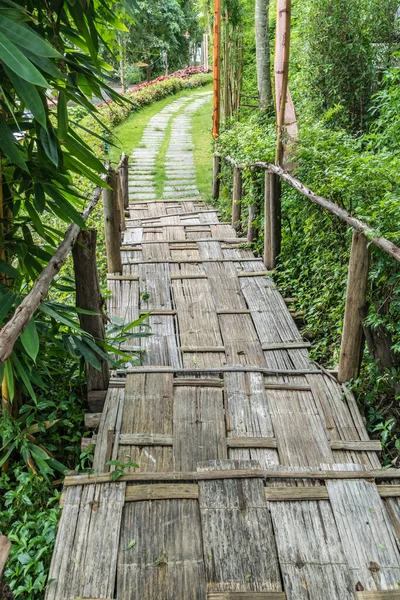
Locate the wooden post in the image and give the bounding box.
[119,153,129,210]
[103,168,122,274]
[212,154,221,200]
[116,169,126,233]
[232,166,242,231]
[274,0,292,165]
[213,0,221,139]
[264,171,281,269]
[72,229,110,411]
[247,204,256,243]
[338,231,369,383]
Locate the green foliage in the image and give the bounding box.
[292,0,399,130]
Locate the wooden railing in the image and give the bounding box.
[212,153,400,384]
[0,154,129,412]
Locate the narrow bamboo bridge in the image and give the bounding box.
[46,92,400,599]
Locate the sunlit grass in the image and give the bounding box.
[191,94,213,200]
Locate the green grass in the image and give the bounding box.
[191,93,214,200]
[109,83,213,165]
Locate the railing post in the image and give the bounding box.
[247,204,256,242]
[232,166,242,231]
[119,153,129,210]
[103,167,122,274]
[212,154,221,200]
[338,231,369,383]
[264,171,281,269]
[72,228,110,412]
[116,169,126,233]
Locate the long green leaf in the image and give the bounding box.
[0,31,48,87]
[40,127,59,166]
[20,318,39,362]
[0,16,61,58]
[5,66,47,129]
[12,353,36,402]
[57,90,68,141]
[63,133,106,172]
[0,258,21,279]
[4,359,15,402]
[45,188,86,229]
[73,337,102,371]
[0,114,28,172]
[24,50,63,80]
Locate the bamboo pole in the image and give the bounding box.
[223,9,230,121]
[212,154,221,200]
[263,171,281,268]
[247,204,256,242]
[103,168,122,274]
[72,228,110,410]
[232,166,242,230]
[119,153,129,210]
[338,232,370,383]
[213,0,222,139]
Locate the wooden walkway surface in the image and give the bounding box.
[46,92,400,600]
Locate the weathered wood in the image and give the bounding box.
[208,594,286,599]
[237,271,273,277]
[330,440,381,452]
[0,535,11,577]
[261,342,311,351]
[84,412,102,428]
[45,482,126,600]
[181,346,225,353]
[232,166,242,231]
[119,153,129,209]
[174,378,224,388]
[103,168,122,274]
[247,204,256,243]
[122,366,322,375]
[72,229,109,395]
[324,463,400,590]
[198,460,282,594]
[263,171,281,270]
[125,483,199,502]
[119,433,173,446]
[107,275,139,281]
[356,593,400,599]
[212,154,221,199]
[265,485,400,501]
[338,231,369,383]
[87,390,108,412]
[227,437,277,449]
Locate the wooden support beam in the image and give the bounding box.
[84,413,101,428]
[72,228,109,405]
[121,366,321,375]
[227,437,278,449]
[338,231,369,383]
[266,485,400,502]
[119,153,129,210]
[212,153,221,199]
[237,271,273,277]
[262,342,311,351]
[125,483,198,502]
[107,275,139,281]
[264,171,281,269]
[119,433,173,446]
[181,346,225,353]
[232,166,242,231]
[330,440,381,452]
[247,204,256,243]
[173,378,224,388]
[103,168,122,274]
[208,594,286,600]
[356,593,400,600]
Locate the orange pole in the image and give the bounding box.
[212,0,221,139]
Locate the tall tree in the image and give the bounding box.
[255,0,272,110]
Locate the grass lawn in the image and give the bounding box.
[191,93,213,200]
[109,83,213,165]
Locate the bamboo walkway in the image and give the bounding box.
[46,92,400,600]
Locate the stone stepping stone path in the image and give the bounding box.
[162,94,212,199]
[128,96,194,202]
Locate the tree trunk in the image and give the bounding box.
[146,59,152,82]
[119,35,126,94]
[255,0,272,111]
[72,228,110,399]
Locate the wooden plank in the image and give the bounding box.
[45,482,126,600]
[117,499,206,598]
[268,465,354,599]
[198,460,282,594]
[262,342,311,351]
[356,593,400,599]
[324,463,400,590]
[330,440,381,452]
[264,383,312,391]
[0,535,11,577]
[107,275,139,281]
[122,238,247,246]
[139,309,177,315]
[378,485,400,498]
[181,346,225,353]
[171,273,208,279]
[85,412,101,428]
[174,377,224,388]
[122,366,322,375]
[92,388,124,473]
[208,594,286,599]
[237,271,272,277]
[125,483,198,502]
[227,437,277,449]
[119,433,173,446]
[118,373,174,473]
[173,385,227,471]
[63,466,400,487]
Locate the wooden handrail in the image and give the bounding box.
[214,151,400,384]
